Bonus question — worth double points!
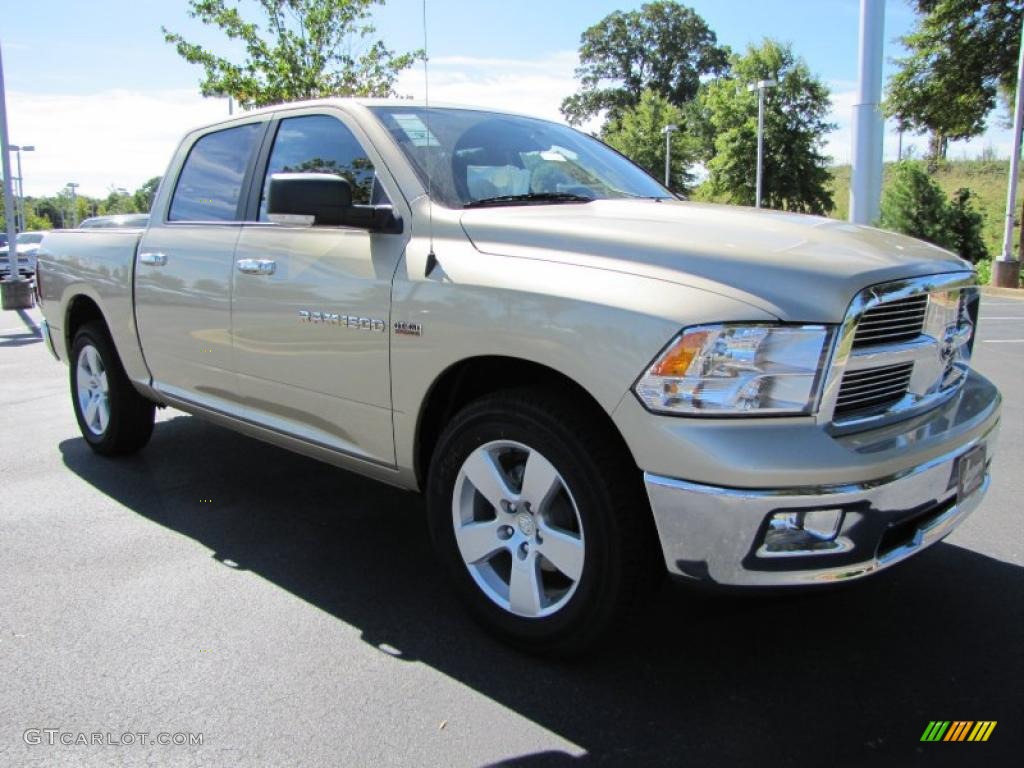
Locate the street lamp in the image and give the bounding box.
[8,143,33,232]
[66,182,80,228]
[661,124,679,188]
[747,79,778,209]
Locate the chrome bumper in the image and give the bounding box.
[644,384,1000,587]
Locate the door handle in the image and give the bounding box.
[138,252,167,267]
[236,258,276,276]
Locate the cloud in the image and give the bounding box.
[7,89,230,197]
[8,53,586,198]
[396,51,592,127]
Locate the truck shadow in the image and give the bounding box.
[59,413,1023,767]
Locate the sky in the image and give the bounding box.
[1,0,1016,197]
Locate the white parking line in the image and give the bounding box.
[982,339,1024,343]
[979,317,1024,320]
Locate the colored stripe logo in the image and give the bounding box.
[920,721,997,742]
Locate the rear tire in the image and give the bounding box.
[426,389,659,655]
[70,321,154,455]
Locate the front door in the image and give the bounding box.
[231,111,408,466]
[135,120,266,410]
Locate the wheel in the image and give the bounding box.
[427,390,659,655]
[70,321,155,455]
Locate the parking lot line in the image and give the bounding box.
[982,339,1024,343]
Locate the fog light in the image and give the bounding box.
[759,508,848,557]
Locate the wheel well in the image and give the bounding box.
[415,356,634,488]
[65,295,106,350]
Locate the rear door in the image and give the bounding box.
[135,120,267,410]
[230,109,409,466]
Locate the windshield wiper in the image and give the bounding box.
[463,192,594,208]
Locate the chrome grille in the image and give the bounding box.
[852,294,929,347]
[834,362,914,417]
[824,274,977,430]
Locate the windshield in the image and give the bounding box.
[17,233,43,244]
[369,107,672,208]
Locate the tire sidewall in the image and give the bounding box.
[70,326,125,453]
[427,398,625,649]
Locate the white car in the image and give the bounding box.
[0,231,46,277]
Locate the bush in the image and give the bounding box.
[879,162,953,246]
[946,187,988,264]
[878,162,989,263]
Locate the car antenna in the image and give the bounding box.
[422,0,438,278]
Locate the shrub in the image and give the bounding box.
[946,187,988,263]
[879,162,953,247]
[878,162,989,263]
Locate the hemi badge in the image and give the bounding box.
[394,321,423,337]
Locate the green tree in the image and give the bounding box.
[133,177,162,212]
[691,39,835,214]
[101,187,139,216]
[561,1,729,127]
[602,90,694,193]
[880,163,993,264]
[163,0,422,109]
[879,162,954,247]
[885,0,1023,161]
[946,187,989,263]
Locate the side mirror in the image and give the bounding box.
[268,173,352,226]
[267,173,403,234]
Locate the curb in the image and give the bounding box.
[980,286,1024,300]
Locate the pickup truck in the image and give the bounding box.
[35,99,1001,654]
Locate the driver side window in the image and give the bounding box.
[258,114,385,221]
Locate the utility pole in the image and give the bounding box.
[0,41,33,310]
[661,124,678,188]
[67,182,79,228]
[995,13,1024,288]
[747,79,777,209]
[10,144,33,232]
[850,0,885,225]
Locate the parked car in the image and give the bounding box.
[0,230,46,277]
[34,100,1000,653]
[78,213,150,229]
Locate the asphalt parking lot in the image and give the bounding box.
[1,294,1022,767]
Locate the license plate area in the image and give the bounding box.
[957,445,986,504]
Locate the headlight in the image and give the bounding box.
[634,324,833,415]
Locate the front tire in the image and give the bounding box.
[426,390,658,655]
[70,322,155,455]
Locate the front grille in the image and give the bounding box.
[834,361,914,417]
[852,294,929,347]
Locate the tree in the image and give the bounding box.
[877,162,990,264]
[602,90,695,193]
[561,1,729,127]
[880,163,953,246]
[690,39,835,214]
[163,0,422,109]
[133,177,162,213]
[946,187,989,263]
[885,0,1024,161]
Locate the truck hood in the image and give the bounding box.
[459,200,971,322]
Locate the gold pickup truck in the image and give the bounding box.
[35,100,1001,653]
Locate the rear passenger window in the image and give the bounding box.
[259,115,382,221]
[169,123,263,222]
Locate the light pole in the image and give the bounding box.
[66,182,80,228]
[747,79,777,208]
[995,12,1024,287]
[9,144,34,232]
[661,124,679,188]
[1,40,34,310]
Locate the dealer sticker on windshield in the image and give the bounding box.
[957,445,986,504]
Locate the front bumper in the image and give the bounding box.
[643,370,1001,586]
